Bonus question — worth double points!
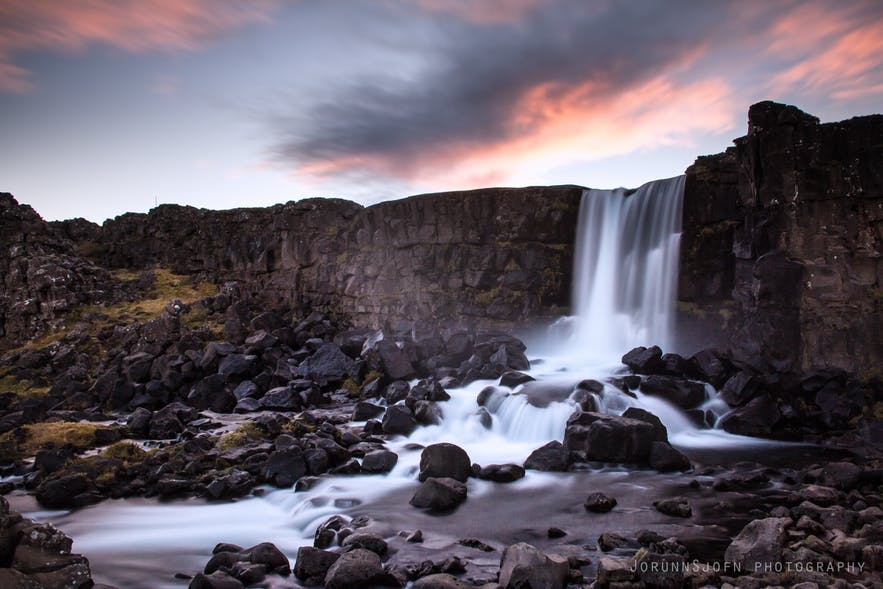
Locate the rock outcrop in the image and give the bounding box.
[679,102,883,374]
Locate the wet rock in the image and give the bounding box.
[720,371,759,406]
[633,551,686,589]
[35,473,89,508]
[189,571,245,589]
[724,517,791,570]
[324,548,384,589]
[246,542,289,575]
[413,573,472,589]
[382,405,417,436]
[622,346,663,373]
[263,448,307,487]
[640,375,706,409]
[418,443,471,483]
[564,412,657,464]
[413,400,442,426]
[648,441,692,472]
[499,371,534,388]
[341,532,388,556]
[596,555,634,585]
[653,497,692,518]
[410,477,467,513]
[718,394,781,437]
[476,464,525,483]
[498,542,569,589]
[476,386,508,412]
[299,343,355,386]
[820,461,862,491]
[353,402,384,422]
[621,407,668,442]
[294,547,340,585]
[584,492,617,513]
[686,349,729,388]
[523,441,569,472]
[597,532,628,552]
[361,450,398,473]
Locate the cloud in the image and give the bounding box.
[272,0,728,186]
[0,0,277,93]
[271,0,883,190]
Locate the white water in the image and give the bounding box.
[19,176,791,586]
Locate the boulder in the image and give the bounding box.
[718,394,781,436]
[381,405,417,436]
[361,450,398,473]
[724,517,791,570]
[653,497,692,518]
[719,371,759,406]
[498,542,569,589]
[686,349,729,388]
[324,548,384,589]
[413,573,472,589]
[564,412,657,463]
[584,492,617,513]
[648,442,692,472]
[621,407,668,442]
[263,448,307,487]
[294,547,340,586]
[410,477,467,512]
[340,532,388,556]
[621,346,663,373]
[640,375,706,409]
[523,441,569,472]
[299,343,355,386]
[476,464,525,483]
[499,371,534,388]
[418,443,471,482]
[352,402,384,421]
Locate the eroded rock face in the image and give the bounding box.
[0,194,118,344]
[679,101,883,374]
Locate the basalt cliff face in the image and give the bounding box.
[679,101,883,375]
[2,102,880,377]
[1,186,581,347]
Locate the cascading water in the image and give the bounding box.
[15,175,783,588]
[568,176,685,360]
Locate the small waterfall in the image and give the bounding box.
[569,176,685,359]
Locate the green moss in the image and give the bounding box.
[102,441,148,461]
[0,375,50,398]
[0,421,104,460]
[216,422,264,450]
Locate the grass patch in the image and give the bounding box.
[0,375,51,398]
[216,422,265,450]
[102,441,149,461]
[4,421,102,457]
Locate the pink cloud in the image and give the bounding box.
[0,0,277,93]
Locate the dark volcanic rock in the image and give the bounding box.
[476,463,525,483]
[410,477,467,512]
[648,441,692,472]
[584,492,617,513]
[523,441,569,472]
[381,404,417,436]
[653,497,692,518]
[639,375,706,410]
[564,412,657,464]
[418,443,471,482]
[622,346,663,373]
[295,546,340,586]
[718,394,781,436]
[324,549,383,589]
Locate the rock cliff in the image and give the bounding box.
[679,102,883,375]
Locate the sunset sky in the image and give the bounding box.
[1,0,882,223]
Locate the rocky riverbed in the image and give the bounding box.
[0,284,880,588]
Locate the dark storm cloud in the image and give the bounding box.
[271,0,733,173]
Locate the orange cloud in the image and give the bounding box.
[295,74,736,191]
[0,0,277,93]
[767,2,883,100]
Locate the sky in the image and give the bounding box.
[1,1,882,223]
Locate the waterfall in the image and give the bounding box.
[569,176,685,360]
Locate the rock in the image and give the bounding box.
[382,405,417,436]
[653,497,692,518]
[371,339,416,381]
[720,371,759,406]
[724,517,791,570]
[263,448,307,487]
[418,443,471,483]
[127,407,152,437]
[633,551,686,589]
[564,412,657,463]
[640,375,706,409]
[410,477,467,512]
[295,547,340,585]
[622,346,663,373]
[361,450,398,473]
[259,386,302,411]
[499,371,534,388]
[718,394,781,437]
[324,548,384,589]
[820,461,861,490]
[413,400,442,426]
[476,464,525,483]
[476,386,508,412]
[597,532,628,551]
[685,349,729,388]
[648,442,692,472]
[498,543,569,589]
[246,542,289,574]
[352,402,384,421]
[218,354,256,377]
[523,441,569,472]
[35,474,89,508]
[299,343,355,386]
[621,407,668,442]
[341,532,388,556]
[584,492,617,513]
[189,571,245,589]
[413,573,472,589]
[596,556,634,585]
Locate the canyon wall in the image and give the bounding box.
[678,101,883,375]
[3,102,881,376]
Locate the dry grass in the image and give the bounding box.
[216,422,265,450]
[7,421,102,456]
[0,375,51,398]
[102,441,149,461]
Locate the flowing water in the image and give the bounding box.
[12,176,796,587]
